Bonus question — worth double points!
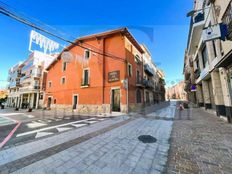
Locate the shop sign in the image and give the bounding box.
[108,71,120,82]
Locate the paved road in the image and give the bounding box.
[0,102,176,174]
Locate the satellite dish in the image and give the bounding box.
[61,51,74,63]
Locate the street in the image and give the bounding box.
[0,102,176,174]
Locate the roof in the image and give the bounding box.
[46,27,144,70]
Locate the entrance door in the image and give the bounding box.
[47,97,52,108]
[73,95,78,109]
[112,89,120,112]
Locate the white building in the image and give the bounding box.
[7,62,23,107]
[7,51,57,109]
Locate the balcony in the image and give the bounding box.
[144,64,154,76]
[136,76,144,87]
[187,7,210,55]
[143,79,154,89]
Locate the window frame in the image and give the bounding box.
[128,63,133,77]
[62,61,67,72]
[82,68,90,86]
[84,49,91,59]
[61,76,66,85]
[48,81,52,88]
[201,45,208,68]
[136,89,142,103]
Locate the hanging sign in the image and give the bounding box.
[29,30,60,54]
[202,23,228,42]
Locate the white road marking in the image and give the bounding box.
[27,121,47,128]
[85,120,98,124]
[0,113,24,116]
[16,118,96,137]
[56,127,72,132]
[26,115,34,118]
[71,123,87,128]
[35,132,54,138]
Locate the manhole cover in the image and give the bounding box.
[138,135,157,143]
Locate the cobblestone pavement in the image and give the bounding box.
[166,106,232,174]
[0,102,176,174]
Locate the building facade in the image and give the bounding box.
[7,51,56,109]
[141,45,166,104]
[45,28,165,114]
[184,0,232,122]
[166,81,187,100]
[7,62,23,107]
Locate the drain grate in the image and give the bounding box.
[138,135,157,143]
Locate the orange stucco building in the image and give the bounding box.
[45,28,145,113]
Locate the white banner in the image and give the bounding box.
[29,30,60,54]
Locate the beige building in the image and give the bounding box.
[166,81,187,100]
[184,0,232,123]
[141,45,166,104]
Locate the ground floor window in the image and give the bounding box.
[136,89,142,103]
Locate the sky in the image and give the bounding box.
[0,0,192,89]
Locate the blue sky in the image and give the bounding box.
[0,0,192,88]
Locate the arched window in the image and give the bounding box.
[136,90,142,103]
[54,99,57,104]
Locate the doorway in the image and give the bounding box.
[73,95,78,109]
[47,97,52,108]
[111,89,120,112]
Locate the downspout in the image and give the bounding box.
[102,38,105,106]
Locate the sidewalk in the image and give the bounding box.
[166,107,232,174]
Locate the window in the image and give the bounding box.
[84,50,90,59]
[136,70,140,83]
[201,45,208,68]
[136,90,142,103]
[48,81,52,88]
[62,62,67,71]
[82,69,89,86]
[222,2,232,39]
[54,99,56,104]
[61,77,66,85]
[212,41,217,58]
[128,64,132,77]
[135,55,141,64]
[40,93,43,100]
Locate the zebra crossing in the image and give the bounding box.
[16,117,106,139]
[0,116,16,127]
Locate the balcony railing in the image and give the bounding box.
[143,79,154,89]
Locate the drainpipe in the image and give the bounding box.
[102,38,105,106]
